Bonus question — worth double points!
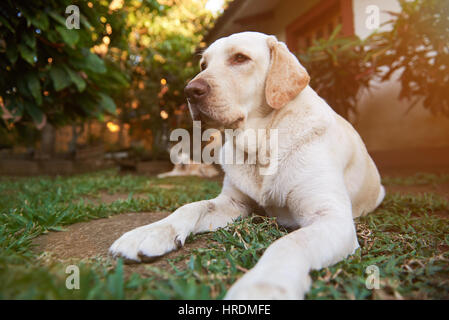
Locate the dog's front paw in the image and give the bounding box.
[109,223,185,263]
[224,270,310,300]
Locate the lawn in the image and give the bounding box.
[0,170,448,299]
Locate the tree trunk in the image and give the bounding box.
[41,123,55,159]
[68,124,78,155]
[118,122,125,149]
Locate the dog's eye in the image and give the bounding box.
[232,53,250,64]
[200,61,207,71]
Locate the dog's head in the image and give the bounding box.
[184,32,310,128]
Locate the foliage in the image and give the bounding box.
[0,0,214,154]
[369,0,449,116]
[0,170,448,299]
[0,0,150,134]
[117,0,214,158]
[299,26,376,119]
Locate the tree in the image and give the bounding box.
[1,0,215,157]
[0,0,159,147]
[115,0,214,158]
[299,26,376,119]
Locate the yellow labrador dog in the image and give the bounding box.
[110,32,385,299]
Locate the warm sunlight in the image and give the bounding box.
[205,0,225,14]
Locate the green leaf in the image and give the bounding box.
[0,16,14,33]
[30,12,50,30]
[47,11,66,26]
[18,44,35,65]
[98,93,116,114]
[25,73,42,106]
[46,30,60,43]
[56,26,79,46]
[108,69,129,86]
[107,259,124,299]
[17,77,31,98]
[22,31,36,49]
[23,100,44,124]
[64,66,86,92]
[80,14,93,30]
[6,46,18,64]
[49,66,71,91]
[48,226,68,232]
[329,24,342,41]
[85,52,106,73]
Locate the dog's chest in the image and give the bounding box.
[223,162,301,228]
[222,162,265,202]
[220,141,284,206]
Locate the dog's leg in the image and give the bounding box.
[157,171,178,178]
[157,164,183,178]
[109,179,252,263]
[225,175,359,299]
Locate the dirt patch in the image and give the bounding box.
[32,211,210,277]
[80,192,149,205]
[431,210,449,220]
[80,187,177,205]
[156,184,176,189]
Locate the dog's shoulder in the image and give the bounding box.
[268,86,335,153]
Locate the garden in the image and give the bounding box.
[0,0,448,300]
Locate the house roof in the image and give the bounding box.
[204,0,281,43]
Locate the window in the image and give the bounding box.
[286,0,354,53]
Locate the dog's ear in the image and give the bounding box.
[265,36,310,109]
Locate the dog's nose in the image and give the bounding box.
[184,79,210,102]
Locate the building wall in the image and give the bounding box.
[354,73,449,151]
[352,0,400,39]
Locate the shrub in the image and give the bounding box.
[299,26,376,119]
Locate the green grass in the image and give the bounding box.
[0,169,448,299]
